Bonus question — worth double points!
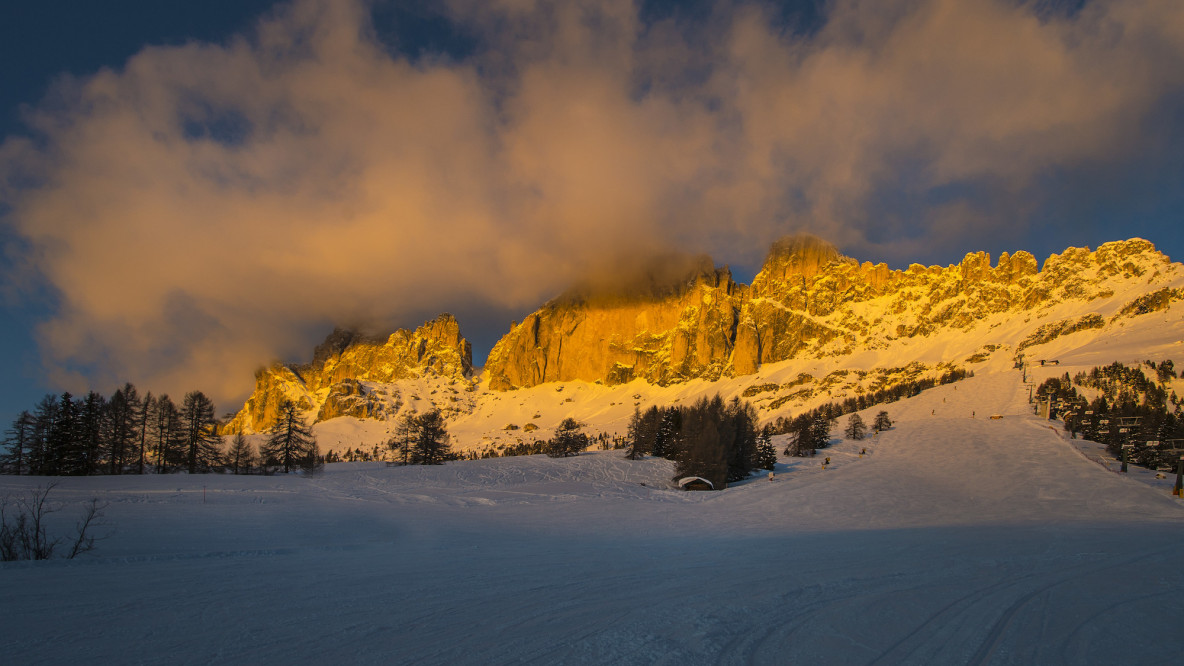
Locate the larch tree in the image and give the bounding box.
[181,391,221,474]
[105,384,142,475]
[151,395,183,473]
[226,432,256,475]
[136,392,154,474]
[1,411,35,475]
[388,411,417,465]
[77,391,106,475]
[262,400,317,473]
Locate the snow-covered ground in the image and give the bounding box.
[4,368,1183,664]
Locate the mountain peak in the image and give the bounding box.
[759,234,847,280]
[226,314,473,433]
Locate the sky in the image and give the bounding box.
[2,0,1183,421]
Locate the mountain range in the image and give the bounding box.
[225,236,1184,456]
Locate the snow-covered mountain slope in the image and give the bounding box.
[224,237,1183,458]
[4,364,1182,664]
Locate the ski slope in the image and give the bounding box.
[3,369,1183,664]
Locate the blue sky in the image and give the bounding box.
[2,0,1182,421]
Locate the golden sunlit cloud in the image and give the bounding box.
[2,0,1182,406]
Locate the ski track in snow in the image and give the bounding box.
[3,370,1184,664]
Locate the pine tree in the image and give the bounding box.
[261,400,317,473]
[811,415,835,450]
[548,418,588,457]
[49,393,84,476]
[411,409,451,465]
[181,391,221,473]
[656,408,682,461]
[873,410,893,433]
[844,413,867,441]
[755,425,777,471]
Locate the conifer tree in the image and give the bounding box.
[28,395,60,475]
[226,432,256,474]
[303,439,324,475]
[262,400,317,473]
[786,414,815,457]
[388,411,417,465]
[181,391,221,473]
[656,408,682,460]
[873,410,893,433]
[105,384,141,474]
[49,393,83,476]
[675,397,727,489]
[136,392,153,474]
[844,413,867,441]
[77,391,106,475]
[755,425,777,471]
[724,398,758,482]
[2,411,35,475]
[411,409,451,465]
[151,395,183,473]
[547,418,588,457]
[625,408,646,459]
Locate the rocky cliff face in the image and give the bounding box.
[226,314,472,433]
[485,237,1176,389]
[485,265,748,390]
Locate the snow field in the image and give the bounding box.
[4,365,1184,664]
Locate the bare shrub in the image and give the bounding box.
[0,482,106,561]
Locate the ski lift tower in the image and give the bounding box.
[1023,381,1037,404]
[1145,439,1184,495]
[1116,416,1143,472]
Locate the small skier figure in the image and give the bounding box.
[931,409,935,415]
[768,471,775,482]
[972,411,975,418]
[860,447,867,457]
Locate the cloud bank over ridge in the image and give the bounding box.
[2,0,1183,405]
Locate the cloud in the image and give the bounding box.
[2,0,1183,407]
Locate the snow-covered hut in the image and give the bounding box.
[677,476,715,491]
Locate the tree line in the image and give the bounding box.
[625,395,777,490]
[1038,360,1183,470]
[1,384,322,476]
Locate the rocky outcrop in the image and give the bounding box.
[485,237,1174,389]
[227,314,471,433]
[485,266,746,390]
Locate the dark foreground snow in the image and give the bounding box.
[3,372,1183,664]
